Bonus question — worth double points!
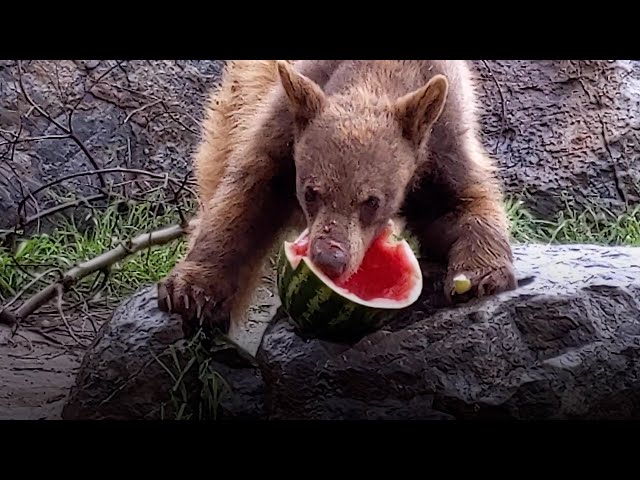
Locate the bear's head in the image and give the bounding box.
[276,61,448,281]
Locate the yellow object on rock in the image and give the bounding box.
[453,274,472,295]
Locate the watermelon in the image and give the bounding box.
[276,220,423,343]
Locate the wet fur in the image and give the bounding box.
[158,60,516,336]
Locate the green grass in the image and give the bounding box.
[155,329,233,420]
[506,199,640,246]
[0,198,192,303]
[2,196,639,304]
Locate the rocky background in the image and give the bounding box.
[1,60,639,231]
[0,60,224,231]
[475,60,640,217]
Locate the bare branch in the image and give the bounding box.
[123,100,162,124]
[17,62,68,132]
[3,267,63,309]
[55,284,83,345]
[18,194,105,229]
[0,134,71,147]
[481,60,509,155]
[1,120,34,210]
[0,221,191,326]
[16,61,107,189]
[92,81,200,133]
[67,60,124,122]
[14,167,195,224]
[598,113,631,205]
[167,170,192,226]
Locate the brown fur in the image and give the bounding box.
[157,60,516,337]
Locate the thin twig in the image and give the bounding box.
[12,332,34,352]
[0,134,71,147]
[18,194,105,229]
[167,170,192,226]
[14,167,195,224]
[79,303,100,336]
[1,121,40,222]
[21,328,67,347]
[91,61,124,88]
[3,267,62,310]
[481,60,509,155]
[18,167,194,208]
[124,99,162,124]
[55,284,83,345]
[598,113,629,205]
[93,81,199,133]
[67,60,124,124]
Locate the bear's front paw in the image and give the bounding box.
[157,261,235,338]
[444,259,517,304]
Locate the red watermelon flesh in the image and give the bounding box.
[290,224,419,304]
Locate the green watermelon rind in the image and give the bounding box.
[275,221,423,342]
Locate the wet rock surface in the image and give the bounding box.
[61,285,266,420]
[63,243,640,420]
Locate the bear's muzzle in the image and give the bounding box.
[310,237,349,279]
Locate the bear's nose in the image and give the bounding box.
[311,239,348,279]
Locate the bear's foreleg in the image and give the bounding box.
[157,155,296,337]
[418,187,517,303]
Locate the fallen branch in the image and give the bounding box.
[2,267,63,310]
[0,221,192,327]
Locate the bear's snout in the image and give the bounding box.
[311,238,349,279]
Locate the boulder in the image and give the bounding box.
[62,243,640,420]
[259,244,640,419]
[60,286,267,420]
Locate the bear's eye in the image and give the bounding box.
[364,196,380,211]
[360,195,382,225]
[305,186,319,203]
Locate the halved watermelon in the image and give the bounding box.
[276,220,423,343]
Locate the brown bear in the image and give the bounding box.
[157,60,517,337]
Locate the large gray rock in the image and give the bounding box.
[471,60,640,218]
[259,244,640,420]
[62,243,640,420]
[61,286,266,420]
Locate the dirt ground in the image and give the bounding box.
[0,311,107,420]
[0,272,278,420]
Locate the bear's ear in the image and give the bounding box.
[276,60,326,130]
[393,74,449,148]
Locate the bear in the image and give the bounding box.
[157,60,517,338]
